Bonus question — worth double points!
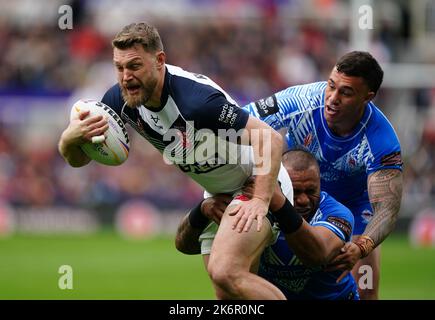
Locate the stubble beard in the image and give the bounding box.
[121,77,158,109]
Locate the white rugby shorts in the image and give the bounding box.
[199,163,293,255]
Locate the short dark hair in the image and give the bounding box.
[335,51,384,94]
[282,147,319,174]
[112,22,164,53]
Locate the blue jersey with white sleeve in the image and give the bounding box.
[245,82,403,234]
[258,191,359,300]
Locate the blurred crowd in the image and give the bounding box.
[0,123,202,214]
[0,0,435,220]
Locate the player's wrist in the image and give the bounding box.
[61,129,81,148]
[269,191,286,212]
[353,236,375,258]
[271,198,303,234]
[188,200,209,230]
[252,194,271,208]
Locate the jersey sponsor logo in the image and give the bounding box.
[254,94,278,117]
[96,101,130,144]
[218,103,239,127]
[381,151,403,167]
[260,262,319,293]
[327,216,352,239]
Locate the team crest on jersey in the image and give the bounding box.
[348,155,356,168]
[328,137,372,178]
[254,94,278,117]
[361,209,374,224]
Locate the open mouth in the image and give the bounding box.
[125,84,141,95]
[326,105,339,116]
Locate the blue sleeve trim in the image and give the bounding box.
[312,221,347,242]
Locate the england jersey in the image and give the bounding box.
[259,191,359,300]
[101,65,262,195]
[245,82,403,233]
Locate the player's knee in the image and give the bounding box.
[214,287,230,300]
[208,263,243,298]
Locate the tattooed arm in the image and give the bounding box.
[327,169,403,273]
[175,195,232,254]
[363,168,403,247]
[175,214,203,254]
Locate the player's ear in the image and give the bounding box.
[156,51,165,69]
[364,91,376,104]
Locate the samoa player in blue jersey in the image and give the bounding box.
[258,149,358,299]
[245,51,403,299]
[176,149,359,299]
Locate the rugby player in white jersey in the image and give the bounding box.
[58,22,293,299]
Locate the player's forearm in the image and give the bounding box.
[364,169,403,247]
[252,130,283,204]
[283,223,336,267]
[271,198,337,266]
[58,132,91,168]
[175,201,210,255]
[175,214,202,255]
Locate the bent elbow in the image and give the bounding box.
[174,235,199,255]
[174,236,187,253]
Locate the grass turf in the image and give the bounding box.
[0,232,434,299]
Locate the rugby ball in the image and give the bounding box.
[70,99,130,166]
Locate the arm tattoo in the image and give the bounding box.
[175,215,202,255]
[365,169,403,247]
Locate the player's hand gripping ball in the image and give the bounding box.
[70,99,130,166]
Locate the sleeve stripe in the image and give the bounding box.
[312,221,346,241]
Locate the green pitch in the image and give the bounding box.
[0,232,434,299]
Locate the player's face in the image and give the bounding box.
[288,166,321,218]
[113,44,162,108]
[324,68,375,135]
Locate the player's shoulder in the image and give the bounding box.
[363,103,401,152]
[244,81,326,118]
[101,83,125,115]
[319,191,354,222]
[275,81,326,113]
[166,64,236,109]
[276,81,327,100]
[365,103,398,135]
